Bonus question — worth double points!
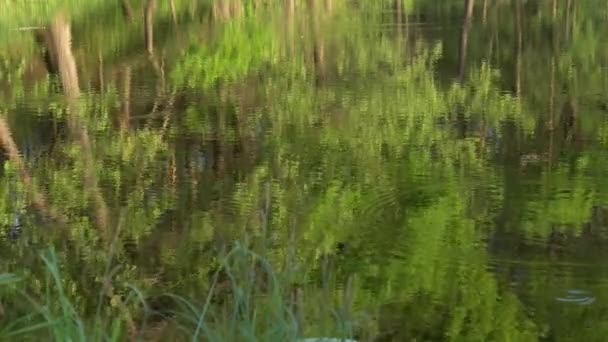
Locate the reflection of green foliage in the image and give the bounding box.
[523,159,594,237]
[172,17,276,87]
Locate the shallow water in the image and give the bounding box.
[1,0,608,340]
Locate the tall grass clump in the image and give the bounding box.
[0,244,356,341]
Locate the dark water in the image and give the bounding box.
[1,0,608,340]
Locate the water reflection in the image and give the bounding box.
[0,0,608,340]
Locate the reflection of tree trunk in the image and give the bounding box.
[395,0,402,25]
[232,1,243,18]
[98,50,104,92]
[515,0,522,97]
[0,117,65,223]
[145,0,157,55]
[458,0,475,82]
[213,0,242,20]
[342,275,354,328]
[48,14,80,98]
[120,66,131,131]
[122,0,134,21]
[493,3,500,65]
[313,43,325,84]
[487,21,494,61]
[565,0,571,41]
[549,58,555,131]
[170,151,177,189]
[213,1,228,20]
[552,0,557,19]
[482,0,487,25]
[286,0,295,57]
[561,100,576,141]
[295,286,304,336]
[47,14,110,232]
[548,57,555,167]
[311,1,325,84]
[571,0,577,43]
[325,0,333,13]
[170,0,177,24]
[465,0,475,29]
[395,0,402,57]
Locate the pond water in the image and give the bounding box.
[1,0,608,340]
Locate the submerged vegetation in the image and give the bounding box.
[0,0,608,340]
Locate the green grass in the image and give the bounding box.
[0,244,355,341]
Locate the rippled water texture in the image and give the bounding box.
[1,0,608,340]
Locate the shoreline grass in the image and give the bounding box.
[0,245,356,341]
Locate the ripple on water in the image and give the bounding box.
[359,187,399,223]
[556,289,596,305]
